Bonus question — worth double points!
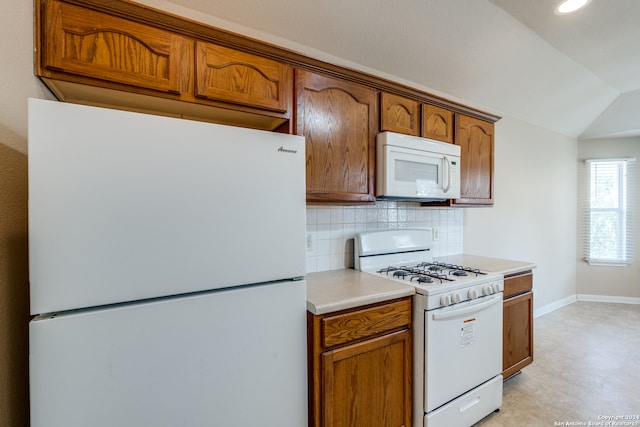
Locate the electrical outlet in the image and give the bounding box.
[306,233,314,251]
[432,227,439,242]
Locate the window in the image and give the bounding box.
[583,158,636,265]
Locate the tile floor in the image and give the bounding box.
[475,301,640,427]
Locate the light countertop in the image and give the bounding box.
[433,254,536,276]
[306,269,414,315]
[306,254,536,315]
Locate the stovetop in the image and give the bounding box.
[365,261,502,297]
[354,229,503,302]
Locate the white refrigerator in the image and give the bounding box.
[28,99,308,426]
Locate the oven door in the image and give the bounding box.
[424,293,503,412]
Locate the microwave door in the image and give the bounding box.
[386,148,444,199]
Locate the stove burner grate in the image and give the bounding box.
[417,262,487,277]
[377,265,454,283]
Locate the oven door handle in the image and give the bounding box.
[431,294,502,321]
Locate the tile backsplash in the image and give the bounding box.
[305,202,463,273]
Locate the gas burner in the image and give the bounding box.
[451,270,468,276]
[393,270,410,279]
[377,267,399,274]
[411,275,433,284]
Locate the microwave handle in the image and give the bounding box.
[443,156,451,193]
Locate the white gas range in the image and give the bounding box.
[355,229,503,427]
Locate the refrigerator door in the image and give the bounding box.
[28,99,306,314]
[30,280,307,427]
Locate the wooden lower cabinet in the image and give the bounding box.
[502,271,534,379]
[308,297,412,427]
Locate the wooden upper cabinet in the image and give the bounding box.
[194,42,292,113]
[454,114,494,206]
[35,0,498,140]
[41,0,192,95]
[379,95,455,143]
[380,92,420,136]
[296,70,377,203]
[422,104,454,143]
[36,0,292,130]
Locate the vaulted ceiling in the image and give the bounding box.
[140,0,639,140]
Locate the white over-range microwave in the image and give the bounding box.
[376,132,461,202]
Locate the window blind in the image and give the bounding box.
[581,158,636,265]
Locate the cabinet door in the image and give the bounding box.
[322,330,411,427]
[296,70,377,203]
[503,292,534,379]
[195,42,292,113]
[422,104,454,143]
[380,92,420,136]
[454,114,494,205]
[42,0,191,95]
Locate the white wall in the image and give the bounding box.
[464,115,579,314]
[576,137,640,301]
[0,2,50,426]
[0,1,53,155]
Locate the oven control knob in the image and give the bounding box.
[492,283,501,293]
[451,293,461,304]
[468,289,478,300]
[483,285,494,296]
[440,295,451,306]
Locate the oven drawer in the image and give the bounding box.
[321,298,411,348]
[425,374,502,427]
[503,270,532,299]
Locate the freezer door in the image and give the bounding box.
[28,99,306,314]
[30,280,307,427]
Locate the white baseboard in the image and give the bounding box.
[534,295,577,318]
[577,294,640,304]
[534,294,640,318]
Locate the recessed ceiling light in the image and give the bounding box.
[554,0,592,15]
